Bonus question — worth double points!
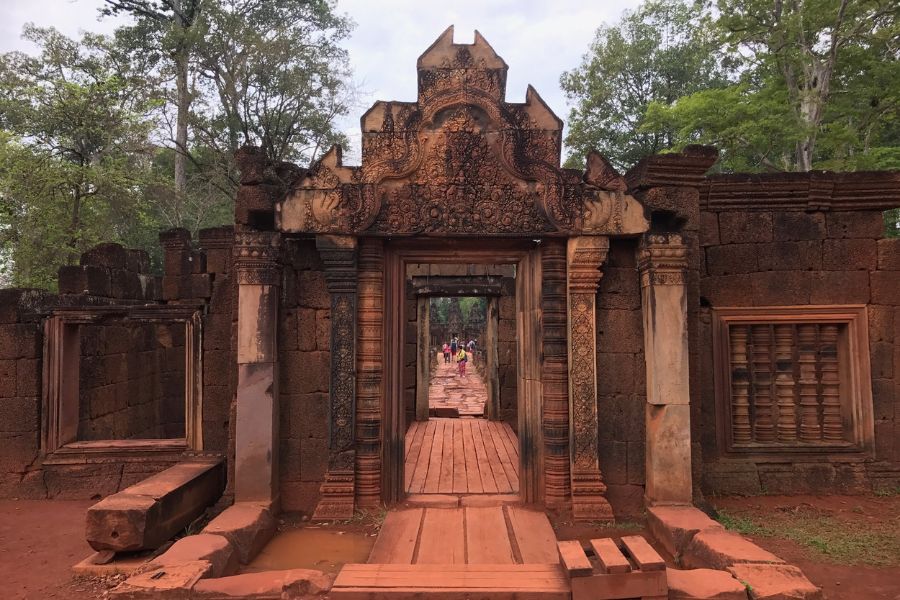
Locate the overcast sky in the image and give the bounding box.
[0,0,642,161]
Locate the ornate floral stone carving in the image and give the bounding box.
[277,27,649,238]
[232,231,281,285]
[567,236,614,521]
[312,235,358,521]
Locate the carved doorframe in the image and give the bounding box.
[381,239,546,505]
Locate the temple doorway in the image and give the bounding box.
[401,263,520,496]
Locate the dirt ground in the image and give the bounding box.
[0,499,126,599]
[710,494,900,600]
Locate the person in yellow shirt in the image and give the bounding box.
[456,347,468,377]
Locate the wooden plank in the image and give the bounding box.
[451,420,467,493]
[407,420,434,493]
[422,420,444,494]
[507,505,558,564]
[333,563,569,592]
[367,509,423,564]
[620,535,666,571]
[480,420,511,493]
[501,422,520,460]
[465,506,514,564]
[556,540,593,577]
[487,421,519,492]
[416,508,465,564]
[461,420,482,494]
[471,419,499,494]
[589,538,631,574]
[438,418,455,493]
[404,422,427,492]
[404,421,418,456]
[570,569,667,600]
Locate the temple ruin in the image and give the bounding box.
[0,26,898,599]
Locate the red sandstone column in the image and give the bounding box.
[638,233,692,505]
[233,231,281,506]
[566,235,614,521]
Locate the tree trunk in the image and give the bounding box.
[172,0,189,224]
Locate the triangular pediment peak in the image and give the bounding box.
[417,26,508,71]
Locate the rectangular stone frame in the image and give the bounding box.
[381,239,547,505]
[712,305,875,459]
[41,305,203,463]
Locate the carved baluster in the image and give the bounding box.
[797,324,821,443]
[751,325,775,442]
[819,324,843,442]
[729,325,752,444]
[774,324,797,442]
[541,239,570,507]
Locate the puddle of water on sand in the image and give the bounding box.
[242,527,375,575]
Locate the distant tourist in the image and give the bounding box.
[467,339,476,363]
[456,346,468,377]
[450,335,459,359]
[442,342,451,363]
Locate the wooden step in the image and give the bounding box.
[331,563,571,599]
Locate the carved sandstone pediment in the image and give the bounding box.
[276,26,648,237]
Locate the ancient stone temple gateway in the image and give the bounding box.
[1,26,898,598]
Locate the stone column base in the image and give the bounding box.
[312,469,356,521]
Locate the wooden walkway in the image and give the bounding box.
[331,505,568,598]
[405,418,519,495]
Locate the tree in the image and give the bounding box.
[0,26,161,288]
[102,0,203,202]
[643,0,900,172]
[560,0,730,170]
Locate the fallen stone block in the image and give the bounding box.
[647,506,724,559]
[151,533,239,579]
[110,560,211,599]
[202,502,276,564]
[667,568,748,599]
[192,568,332,598]
[681,529,784,570]
[86,459,225,552]
[727,564,823,600]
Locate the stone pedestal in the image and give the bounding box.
[233,231,281,506]
[638,233,692,505]
[313,235,358,520]
[566,236,614,521]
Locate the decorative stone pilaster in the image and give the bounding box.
[355,238,384,508]
[312,235,358,520]
[566,236,614,521]
[638,233,692,505]
[233,231,281,506]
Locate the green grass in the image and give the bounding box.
[716,508,900,567]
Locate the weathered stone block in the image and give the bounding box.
[750,271,810,305]
[86,460,225,552]
[202,502,276,564]
[809,270,870,304]
[58,265,89,295]
[822,238,877,270]
[756,241,822,271]
[773,212,825,241]
[719,212,773,244]
[682,529,785,570]
[597,308,643,354]
[647,506,723,559]
[826,211,885,239]
[868,305,893,343]
[727,564,822,600]
[152,533,239,579]
[192,568,331,598]
[700,212,720,247]
[700,274,753,307]
[871,271,900,305]
[877,238,900,270]
[315,309,331,351]
[125,248,151,273]
[667,568,747,600]
[706,244,759,275]
[297,271,330,309]
[111,560,211,599]
[81,243,128,269]
[645,403,692,505]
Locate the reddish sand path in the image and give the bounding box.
[428,353,487,417]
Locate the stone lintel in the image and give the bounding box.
[625,145,719,191]
[86,459,225,552]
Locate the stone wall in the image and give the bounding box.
[596,238,646,516]
[698,181,900,494]
[277,238,330,513]
[77,321,185,440]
